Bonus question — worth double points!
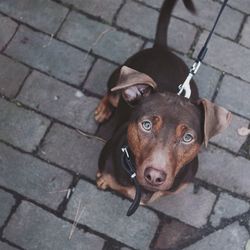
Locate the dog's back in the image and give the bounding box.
[122,0,198,99]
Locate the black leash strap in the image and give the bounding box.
[121,146,141,216]
[196,0,229,62]
[178,0,229,98]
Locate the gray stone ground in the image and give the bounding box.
[0,0,249,249]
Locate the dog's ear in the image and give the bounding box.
[198,99,232,147]
[111,66,157,104]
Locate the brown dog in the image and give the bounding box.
[95,0,231,204]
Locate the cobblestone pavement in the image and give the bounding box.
[0,0,250,249]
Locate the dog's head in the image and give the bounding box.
[112,66,232,192]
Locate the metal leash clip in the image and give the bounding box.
[177,61,201,99]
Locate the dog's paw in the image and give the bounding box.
[95,96,112,123]
[96,171,102,178]
[96,171,109,190]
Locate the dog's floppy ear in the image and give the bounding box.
[111,66,157,104]
[198,99,232,147]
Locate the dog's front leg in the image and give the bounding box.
[96,171,136,200]
[94,93,120,123]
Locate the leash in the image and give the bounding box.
[120,0,229,216]
[121,146,142,216]
[178,0,229,98]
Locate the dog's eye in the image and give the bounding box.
[182,133,194,143]
[141,120,152,131]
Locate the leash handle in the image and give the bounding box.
[178,0,229,98]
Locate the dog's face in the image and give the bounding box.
[112,66,232,192]
[127,93,203,191]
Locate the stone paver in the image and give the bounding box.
[154,219,201,250]
[194,68,220,100]
[0,242,19,250]
[144,17,197,54]
[38,123,104,179]
[0,0,68,34]
[240,17,250,48]
[0,98,50,152]
[246,239,250,250]
[242,138,250,158]
[5,26,94,86]
[210,193,250,227]
[140,0,164,9]
[194,31,250,83]
[58,11,143,64]
[168,17,197,53]
[58,11,111,52]
[0,14,17,50]
[0,54,29,98]
[83,31,142,65]
[0,143,72,209]
[227,0,250,14]
[151,184,216,228]
[61,0,122,23]
[64,180,159,249]
[211,114,250,153]
[198,145,250,197]
[117,0,158,39]
[17,71,99,133]
[118,0,197,53]
[0,190,15,227]
[183,222,249,250]
[215,75,250,119]
[84,58,117,96]
[144,40,156,49]
[174,0,244,40]
[3,201,105,250]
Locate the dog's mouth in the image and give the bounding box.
[138,177,175,192]
[140,183,174,193]
[141,184,159,192]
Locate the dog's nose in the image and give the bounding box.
[144,167,166,186]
